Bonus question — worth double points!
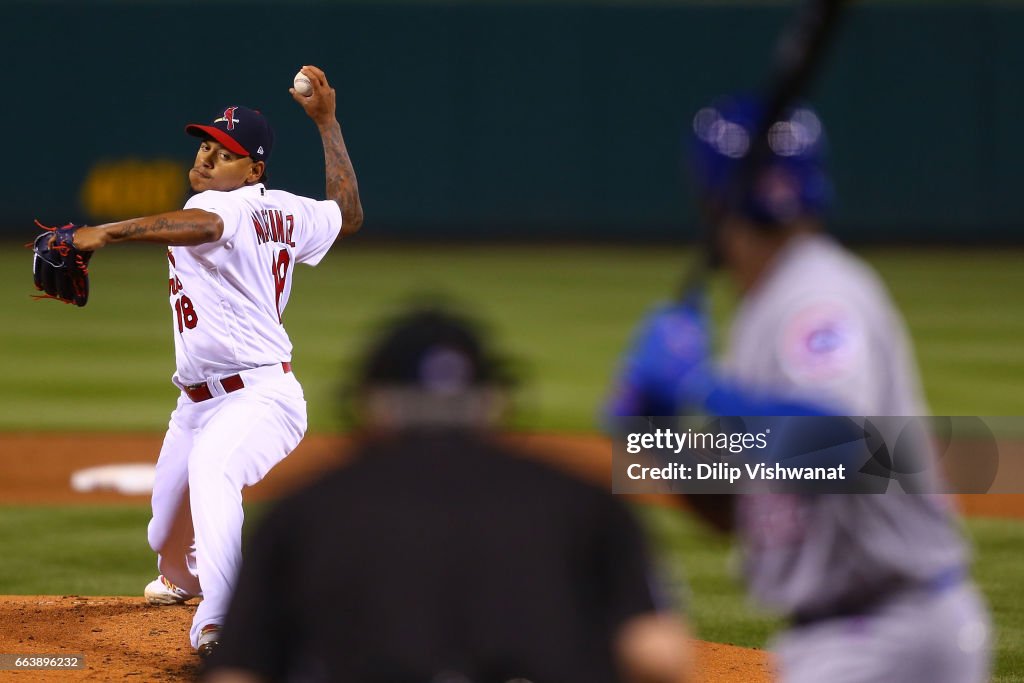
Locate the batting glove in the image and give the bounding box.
[606,298,714,418]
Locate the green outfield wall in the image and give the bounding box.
[2,1,1020,243]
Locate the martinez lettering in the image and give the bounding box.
[251,210,296,247]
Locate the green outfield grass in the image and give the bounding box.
[0,503,1020,680]
[0,243,1022,434]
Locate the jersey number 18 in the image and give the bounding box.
[169,275,198,333]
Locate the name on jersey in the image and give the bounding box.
[251,210,296,247]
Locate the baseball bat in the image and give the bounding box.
[677,0,847,302]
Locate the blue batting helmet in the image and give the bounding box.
[688,94,832,225]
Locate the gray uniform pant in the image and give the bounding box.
[773,583,991,683]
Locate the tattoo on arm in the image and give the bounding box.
[112,217,182,240]
[320,120,363,232]
[103,210,222,246]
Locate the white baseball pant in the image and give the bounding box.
[146,365,307,648]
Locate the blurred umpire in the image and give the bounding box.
[607,96,992,683]
[203,304,693,683]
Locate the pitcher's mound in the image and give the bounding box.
[0,595,772,681]
[0,596,197,681]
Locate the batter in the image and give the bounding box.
[608,95,991,682]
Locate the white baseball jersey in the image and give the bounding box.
[168,183,341,385]
[724,233,968,617]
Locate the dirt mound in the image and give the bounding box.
[0,596,771,682]
[697,641,774,682]
[0,596,197,681]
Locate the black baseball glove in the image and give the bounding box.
[31,222,92,307]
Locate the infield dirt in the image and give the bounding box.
[3,433,1023,516]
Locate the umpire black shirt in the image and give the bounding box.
[206,431,662,683]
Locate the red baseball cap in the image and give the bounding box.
[185,105,274,162]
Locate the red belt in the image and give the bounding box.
[183,362,292,403]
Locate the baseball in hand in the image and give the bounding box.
[293,70,313,97]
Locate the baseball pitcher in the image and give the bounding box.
[32,65,362,658]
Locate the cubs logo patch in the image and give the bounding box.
[778,301,863,384]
